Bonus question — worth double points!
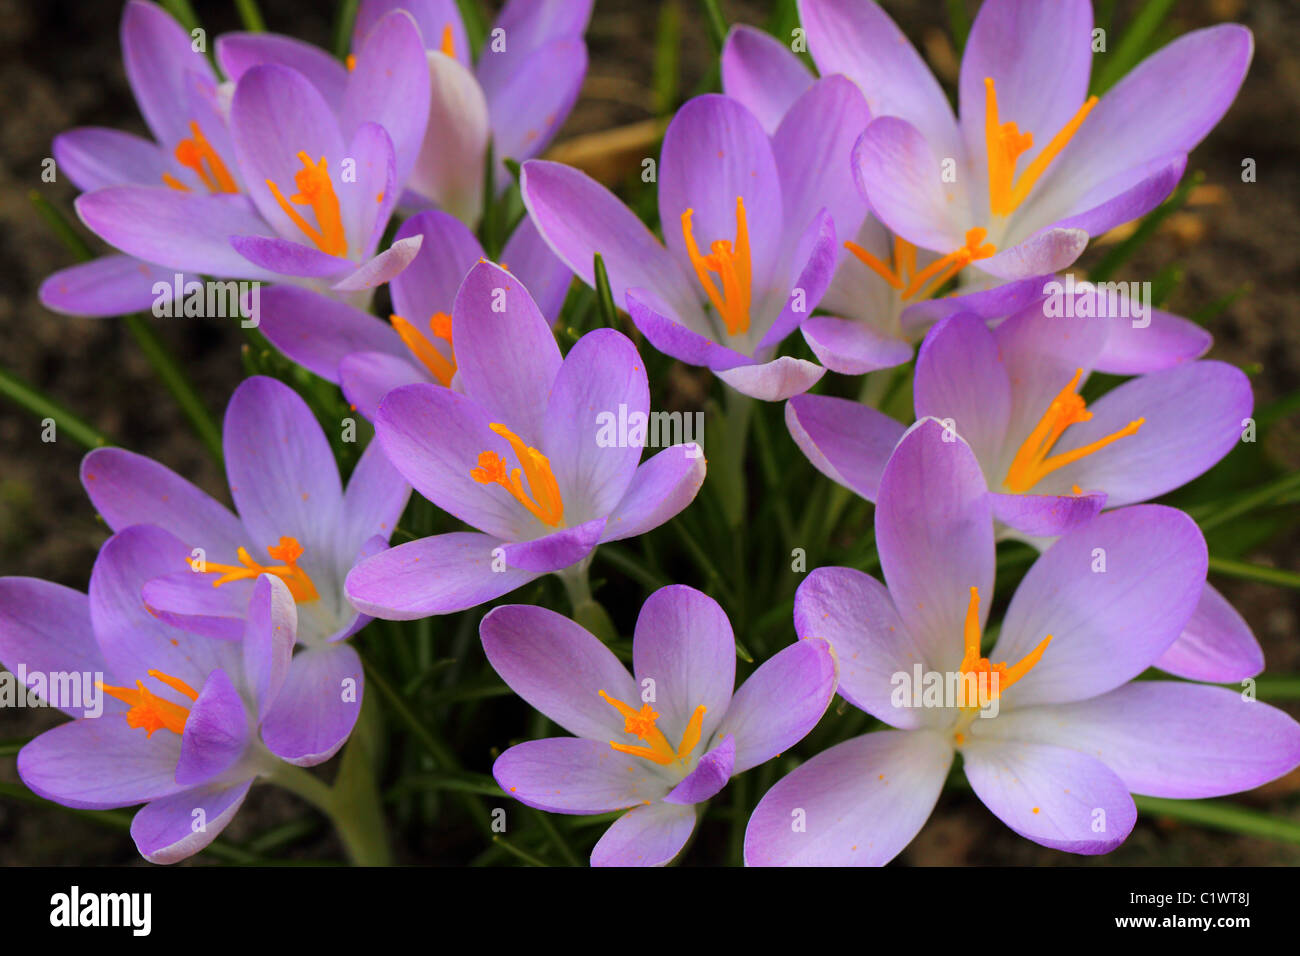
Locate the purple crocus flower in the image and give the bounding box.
[787,309,1260,681]
[219,0,592,225]
[80,376,409,658]
[521,85,852,401]
[483,586,837,866]
[0,533,355,863]
[801,0,1251,279]
[258,209,570,420]
[344,260,706,618]
[745,420,1300,865]
[73,10,432,298]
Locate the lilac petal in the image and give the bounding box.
[229,235,351,278]
[755,209,839,352]
[18,717,183,810]
[40,256,184,319]
[1154,582,1263,683]
[632,585,735,749]
[216,32,349,108]
[591,801,698,867]
[121,0,217,148]
[345,532,538,618]
[0,578,111,717]
[799,0,960,160]
[131,778,254,865]
[660,95,783,285]
[721,25,814,135]
[987,682,1300,799]
[794,567,933,729]
[452,261,562,443]
[744,728,953,866]
[54,127,165,191]
[500,517,606,574]
[601,445,707,544]
[140,571,246,642]
[876,419,994,674]
[242,575,297,721]
[962,738,1135,854]
[625,287,752,369]
[223,376,344,555]
[665,736,735,805]
[480,603,638,741]
[976,227,1090,281]
[332,236,422,292]
[341,10,431,187]
[899,273,1050,341]
[715,357,826,401]
[913,313,1010,469]
[544,328,647,519]
[391,210,485,320]
[493,738,672,813]
[993,506,1206,708]
[1051,156,1186,239]
[81,448,244,555]
[338,439,411,566]
[852,118,967,253]
[258,285,405,383]
[354,0,472,70]
[715,639,837,772]
[409,52,489,224]
[488,37,586,168]
[175,668,251,787]
[989,491,1106,538]
[800,316,913,376]
[341,122,400,259]
[1048,361,1252,507]
[784,394,905,501]
[262,642,364,766]
[478,0,593,95]
[75,188,274,278]
[500,215,572,321]
[521,160,701,327]
[1093,306,1212,375]
[340,351,431,421]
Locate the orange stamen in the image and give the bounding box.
[847,229,994,301]
[471,424,564,526]
[1003,368,1144,494]
[598,690,707,766]
[440,23,456,58]
[345,54,357,71]
[956,586,1051,709]
[681,197,752,336]
[391,312,456,386]
[98,669,200,738]
[201,535,320,602]
[266,152,348,257]
[166,120,238,194]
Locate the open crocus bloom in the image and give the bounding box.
[787,310,1260,681]
[344,261,706,618]
[522,88,846,401]
[483,586,837,866]
[0,533,363,864]
[745,420,1300,865]
[800,0,1252,280]
[80,375,409,649]
[219,0,591,225]
[259,209,570,420]
[74,10,431,298]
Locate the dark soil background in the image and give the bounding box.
[0,0,1297,865]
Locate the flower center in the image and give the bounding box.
[265,152,348,257]
[845,229,996,301]
[681,196,752,337]
[1003,368,1144,494]
[598,690,707,766]
[984,76,1098,218]
[99,669,200,738]
[162,120,239,194]
[202,535,320,602]
[390,312,456,386]
[471,424,565,527]
[952,587,1051,742]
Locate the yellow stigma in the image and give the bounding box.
[265,152,348,257]
[955,586,1051,711]
[391,311,456,386]
[1003,368,1144,494]
[984,76,1097,218]
[99,669,200,738]
[598,690,707,766]
[440,23,456,59]
[162,120,238,194]
[681,196,753,337]
[846,228,996,302]
[470,424,564,527]
[201,535,320,602]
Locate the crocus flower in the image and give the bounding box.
[482,585,837,866]
[80,376,409,658]
[219,0,592,225]
[344,261,706,618]
[0,530,362,863]
[745,419,1300,865]
[522,85,851,401]
[74,10,431,298]
[787,309,1260,681]
[800,0,1251,279]
[259,209,570,419]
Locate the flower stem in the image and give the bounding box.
[558,558,619,644]
[1134,795,1300,845]
[265,761,391,866]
